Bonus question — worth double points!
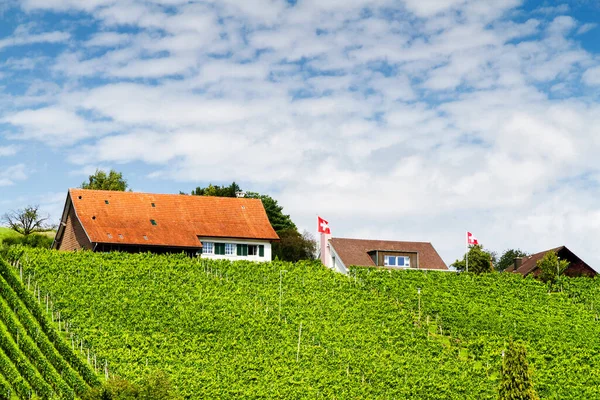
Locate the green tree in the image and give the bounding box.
[245,192,296,232]
[272,229,316,262]
[498,340,538,400]
[189,182,241,197]
[81,169,129,191]
[536,251,569,284]
[452,245,494,273]
[1,205,52,235]
[497,249,529,272]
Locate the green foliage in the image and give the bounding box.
[272,229,316,262]
[452,245,494,273]
[7,248,600,399]
[1,205,51,236]
[0,257,99,398]
[81,169,129,191]
[498,341,538,400]
[2,233,53,249]
[536,251,569,284]
[244,192,296,232]
[188,182,241,198]
[83,371,180,400]
[497,249,529,272]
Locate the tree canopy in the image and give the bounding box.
[536,251,569,284]
[81,169,129,191]
[497,249,529,272]
[1,205,52,236]
[452,245,494,274]
[498,340,539,400]
[188,182,241,198]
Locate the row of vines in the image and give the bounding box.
[5,247,600,398]
[0,255,99,399]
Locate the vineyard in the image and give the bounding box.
[0,255,99,399]
[2,248,600,398]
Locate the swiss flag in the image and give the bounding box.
[467,232,478,246]
[318,216,331,234]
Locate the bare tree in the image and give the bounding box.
[1,205,51,235]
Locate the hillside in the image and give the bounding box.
[0,228,20,244]
[4,248,600,398]
[0,256,99,399]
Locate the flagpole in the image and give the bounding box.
[465,231,469,273]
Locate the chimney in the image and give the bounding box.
[514,257,523,271]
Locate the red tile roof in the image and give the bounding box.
[68,189,279,248]
[329,237,448,270]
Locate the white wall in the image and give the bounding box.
[197,237,273,262]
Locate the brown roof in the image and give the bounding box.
[507,246,596,277]
[329,237,448,270]
[64,189,279,248]
[505,247,563,275]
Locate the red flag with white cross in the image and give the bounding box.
[318,216,331,234]
[467,231,478,246]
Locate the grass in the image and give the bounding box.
[0,227,21,243]
[0,228,55,243]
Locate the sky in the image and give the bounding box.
[0,0,600,268]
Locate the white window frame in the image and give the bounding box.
[248,245,258,256]
[202,242,214,255]
[384,255,411,268]
[225,243,236,255]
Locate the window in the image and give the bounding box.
[248,245,258,256]
[237,244,248,256]
[202,242,214,254]
[150,219,157,226]
[214,243,225,255]
[384,256,411,268]
[105,200,109,205]
[225,243,235,255]
[151,203,156,208]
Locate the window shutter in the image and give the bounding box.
[216,243,225,255]
[237,244,242,256]
[259,245,264,257]
[243,245,248,256]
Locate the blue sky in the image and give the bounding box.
[1,0,600,268]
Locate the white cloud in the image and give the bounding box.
[0,164,27,186]
[2,0,600,269]
[582,66,600,86]
[0,145,18,157]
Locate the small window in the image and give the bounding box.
[248,245,258,256]
[143,235,148,241]
[105,200,109,205]
[225,243,235,255]
[202,242,214,254]
[118,234,124,239]
[107,233,113,239]
[384,256,396,267]
[150,219,157,226]
[215,243,225,255]
[78,196,82,200]
[151,203,156,207]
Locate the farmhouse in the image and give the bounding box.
[505,246,596,277]
[324,237,448,274]
[53,189,280,260]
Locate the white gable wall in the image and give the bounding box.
[198,237,273,261]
